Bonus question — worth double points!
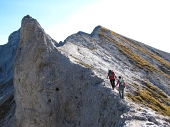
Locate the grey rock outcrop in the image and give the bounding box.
[0,29,19,127]
[14,16,128,127]
[1,15,170,127]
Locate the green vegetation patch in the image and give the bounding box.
[127,83,170,117]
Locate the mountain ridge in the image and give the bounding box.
[0,15,170,127]
[59,23,170,115]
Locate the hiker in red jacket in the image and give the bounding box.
[116,76,126,99]
[107,70,116,90]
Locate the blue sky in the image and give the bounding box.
[0,0,170,53]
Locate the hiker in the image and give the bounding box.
[116,76,126,99]
[107,70,116,90]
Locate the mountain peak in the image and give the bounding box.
[20,15,45,43]
[90,25,112,37]
[23,14,32,19]
[91,25,102,36]
[21,15,42,28]
[21,15,35,25]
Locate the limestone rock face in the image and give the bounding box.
[14,16,127,127]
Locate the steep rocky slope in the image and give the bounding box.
[0,30,19,126]
[58,25,170,126]
[0,15,170,126]
[14,15,128,127]
[0,30,19,98]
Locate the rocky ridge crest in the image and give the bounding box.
[0,15,170,126]
[14,16,127,127]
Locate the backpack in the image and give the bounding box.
[119,78,125,88]
[108,70,113,77]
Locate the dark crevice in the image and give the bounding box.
[56,87,59,91]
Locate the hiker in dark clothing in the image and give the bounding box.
[116,76,126,99]
[107,70,116,90]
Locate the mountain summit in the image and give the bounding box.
[0,15,170,127]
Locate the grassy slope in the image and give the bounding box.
[99,27,170,117]
[127,82,170,117]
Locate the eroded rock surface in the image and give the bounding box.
[14,16,128,127]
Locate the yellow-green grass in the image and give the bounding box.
[99,29,157,72]
[101,27,170,69]
[75,61,94,69]
[99,27,170,117]
[110,28,170,78]
[99,27,170,79]
[127,83,170,117]
[117,36,170,76]
[125,37,170,68]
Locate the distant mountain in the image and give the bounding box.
[0,30,20,127]
[0,15,170,127]
[0,30,20,97]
